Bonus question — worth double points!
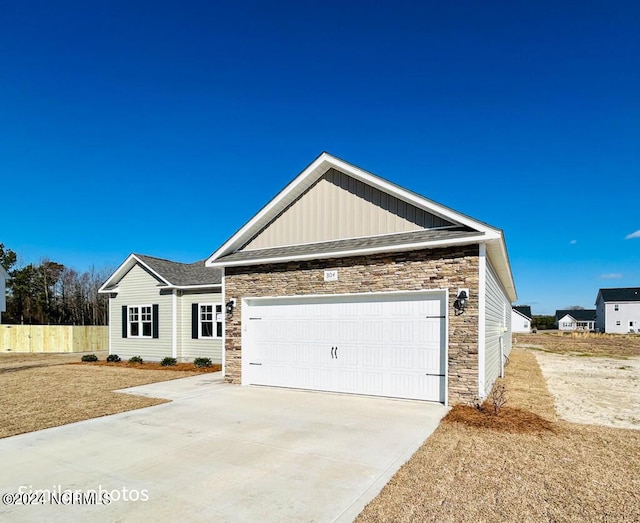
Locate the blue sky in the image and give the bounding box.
[1,1,638,314]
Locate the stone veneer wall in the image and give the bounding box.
[224,245,480,404]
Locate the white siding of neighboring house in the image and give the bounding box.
[484,258,512,397]
[511,310,531,333]
[603,302,640,333]
[558,314,576,331]
[180,291,223,363]
[109,264,173,361]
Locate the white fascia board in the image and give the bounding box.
[97,254,171,293]
[208,235,487,268]
[206,154,329,266]
[206,152,501,266]
[162,284,223,290]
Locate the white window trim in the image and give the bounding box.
[199,303,223,339]
[129,304,153,338]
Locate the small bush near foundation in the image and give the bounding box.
[161,357,177,367]
[128,356,144,364]
[106,354,121,363]
[81,354,98,362]
[193,357,212,368]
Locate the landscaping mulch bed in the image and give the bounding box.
[78,361,222,373]
[356,349,640,523]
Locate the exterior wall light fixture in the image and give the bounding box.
[226,299,236,314]
[453,289,469,315]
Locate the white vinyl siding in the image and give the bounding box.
[484,259,512,397]
[109,264,173,361]
[603,302,640,333]
[242,168,454,251]
[180,291,223,362]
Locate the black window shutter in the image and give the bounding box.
[122,306,128,338]
[152,304,159,339]
[192,303,199,339]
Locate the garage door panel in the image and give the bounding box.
[244,292,446,402]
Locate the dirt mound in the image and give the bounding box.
[444,404,556,434]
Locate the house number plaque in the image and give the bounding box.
[324,270,338,282]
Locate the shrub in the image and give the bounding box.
[193,357,212,368]
[128,356,144,364]
[81,354,98,362]
[161,357,177,367]
[106,354,121,363]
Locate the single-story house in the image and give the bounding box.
[555,309,596,331]
[205,152,517,405]
[98,254,223,362]
[0,265,8,324]
[511,305,532,333]
[595,287,640,333]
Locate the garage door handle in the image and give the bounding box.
[425,373,444,377]
[335,346,338,359]
[331,346,335,359]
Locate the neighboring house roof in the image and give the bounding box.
[98,254,221,293]
[206,152,517,301]
[555,309,596,322]
[513,306,532,320]
[596,287,640,303]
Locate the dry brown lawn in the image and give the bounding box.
[357,349,640,523]
[0,352,219,439]
[515,331,640,358]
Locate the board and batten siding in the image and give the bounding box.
[483,258,512,397]
[180,291,223,363]
[109,264,173,361]
[242,168,454,250]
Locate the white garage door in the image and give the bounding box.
[243,292,446,402]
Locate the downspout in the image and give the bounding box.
[221,269,226,378]
[478,243,487,398]
[172,290,178,359]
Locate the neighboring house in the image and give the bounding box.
[595,287,640,333]
[555,309,596,331]
[99,254,222,363]
[511,306,532,333]
[206,152,517,405]
[0,266,8,324]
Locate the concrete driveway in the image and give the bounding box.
[0,373,447,522]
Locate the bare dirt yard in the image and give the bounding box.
[516,331,640,430]
[0,352,219,439]
[357,346,640,522]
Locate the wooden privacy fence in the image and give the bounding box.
[0,325,108,353]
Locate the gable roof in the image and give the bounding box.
[206,152,516,300]
[98,254,221,293]
[555,309,596,322]
[596,287,640,303]
[513,306,532,320]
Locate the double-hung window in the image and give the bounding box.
[196,304,223,339]
[129,305,152,337]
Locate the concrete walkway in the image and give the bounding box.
[0,373,447,522]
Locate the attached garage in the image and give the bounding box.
[243,291,446,402]
[207,152,517,405]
